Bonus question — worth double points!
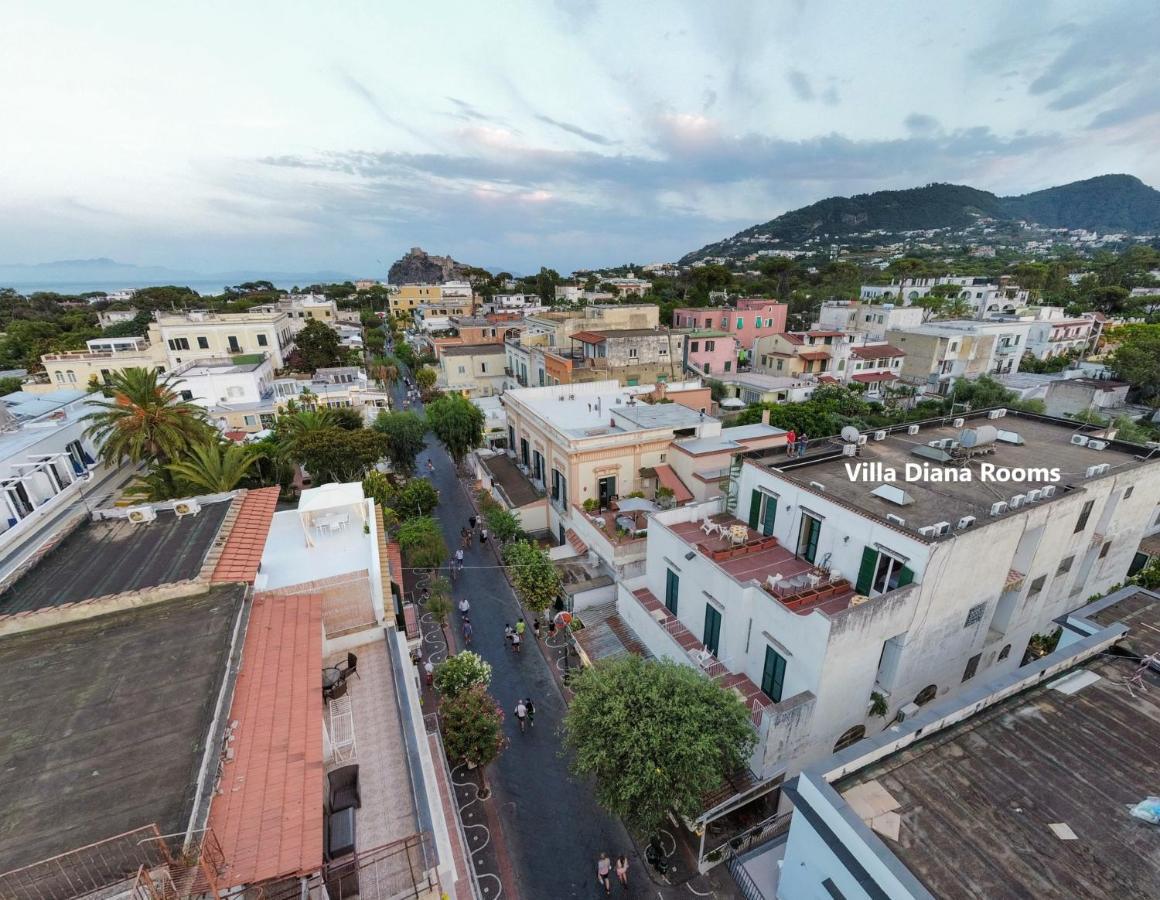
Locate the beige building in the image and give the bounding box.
[41,336,167,388]
[152,309,295,369]
[887,320,1034,393]
[437,344,507,397]
[251,295,339,334]
[389,281,474,317]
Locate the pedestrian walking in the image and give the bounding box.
[511,631,522,653]
[615,855,629,888]
[469,514,477,531]
[427,459,435,474]
[533,618,541,640]
[514,698,529,733]
[548,618,557,639]
[480,528,489,545]
[462,618,473,645]
[797,432,808,457]
[785,428,797,459]
[504,623,514,644]
[524,697,535,727]
[596,853,612,894]
[458,596,470,617]
[515,617,526,637]
[460,527,470,547]
[424,658,434,687]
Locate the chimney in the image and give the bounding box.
[761,409,771,426]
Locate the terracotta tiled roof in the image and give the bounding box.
[781,333,805,345]
[816,374,840,384]
[850,344,905,359]
[212,487,280,584]
[570,330,607,343]
[796,350,831,361]
[654,464,694,504]
[209,591,324,888]
[851,371,899,383]
[387,541,405,590]
[224,430,249,442]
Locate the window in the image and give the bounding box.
[736,317,744,330]
[1125,486,1134,499]
[703,605,722,656]
[690,341,699,352]
[257,334,269,347]
[458,365,466,374]
[705,340,715,351]
[665,568,679,614]
[197,336,209,349]
[833,725,865,753]
[227,336,241,352]
[1057,555,1074,576]
[244,415,257,426]
[724,360,731,372]
[962,653,982,682]
[755,317,763,328]
[703,362,710,374]
[54,372,64,383]
[628,347,638,358]
[776,359,784,371]
[998,644,1012,661]
[761,646,787,702]
[1099,541,1112,559]
[914,684,937,705]
[180,390,194,401]
[964,603,985,627]
[1028,574,1047,596]
[168,337,190,351]
[1074,500,1094,533]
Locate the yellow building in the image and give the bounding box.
[40,337,167,389]
[151,310,295,369]
[390,285,443,315]
[437,344,507,397]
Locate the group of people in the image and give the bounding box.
[596,852,630,893]
[784,428,809,459]
[503,616,543,653]
[512,696,536,732]
[461,514,488,549]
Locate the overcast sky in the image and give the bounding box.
[2,0,1158,276]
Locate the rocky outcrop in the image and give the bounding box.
[388,247,471,285]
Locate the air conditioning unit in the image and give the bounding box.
[1027,489,1042,502]
[934,521,951,536]
[987,408,1007,419]
[919,525,937,538]
[957,515,976,529]
[886,513,906,526]
[809,481,826,492]
[173,499,201,518]
[990,501,1008,516]
[127,506,157,524]
[1087,440,1107,451]
[897,702,921,722]
[1042,485,1056,498]
[953,417,964,428]
[1070,434,1089,447]
[856,435,868,446]
[873,430,887,441]
[928,439,943,448]
[907,424,920,435]
[1009,494,1026,509]
[842,443,857,457]
[1085,465,1100,477]
[1098,463,1110,475]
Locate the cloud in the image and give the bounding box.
[1087,85,1160,130]
[905,113,940,134]
[534,114,616,146]
[786,70,814,102]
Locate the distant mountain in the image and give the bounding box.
[682,175,1160,263]
[388,247,472,284]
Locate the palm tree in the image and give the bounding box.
[276,407,337,454]
[942,298,974,320]
[166,440,266,494]
[83,367,211,466]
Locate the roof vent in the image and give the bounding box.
[857,435,868,445]
[934,521,951,536]
[873,430,887,441]
[990,501,1008,516]
[842,443,857,457]
[886,513,907,526]
[1085,464,1100,477]
[1027,489,1042,502]
[174,499,201,518]
[809,481,826,492]
[1070,434,1089,447]
[907,424,920,435]
[1042,485,1056,497]
[996,430,1024,445]
[957,515,976,529]
[871,484,915,506]
[988,408,1007,419]
[127,506,157,524]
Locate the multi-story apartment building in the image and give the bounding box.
[41,336,166,387]
[437,344,508,397]
[426,316,525,359]
[152,309,295,369]
[673,299,788,351]
[816,300,924,340]
[887,319,1034,390]
[251,294,338,334]
[610,409,1160,847]
[1024,313,1096,359]
[753,331,905,397]
[389,281,474,316]
[211,366,390,434]
[684,330,739,377]
[548,328,689,387]
[860,276,1032,319]
[172,357,276,410]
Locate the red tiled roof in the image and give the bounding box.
[212,487,280,584]
[387,541,405,590]
[209,591,324,888]
[816,374,840,384]
[850,344,905,359]
[224,430,249,442]
[570,330,607,343]
[797,350,831,361]
[654,464,694,504]
[851,371,899,383]
[781,333,805,345]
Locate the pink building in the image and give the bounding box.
[684,330,739,377]
[672,299,787,352]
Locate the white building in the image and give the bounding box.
[171,357,276,410]
[96,307,139,328]
[887,319,1035,388]
[250,294,339,335]
[1024,314,1096,360]
[861,276,1032,318]
[611,409,1160,833]
[0,390,104,546]
[815,301,924,341]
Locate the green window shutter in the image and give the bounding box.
[748,490,762,529]
[897,566,914,587]
[855,547,879,595]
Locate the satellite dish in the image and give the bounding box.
[841,426,861,443]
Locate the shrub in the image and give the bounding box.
[433,651,493,697]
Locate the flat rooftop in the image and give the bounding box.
[178,358,266,375]
[439,342,506,357]
[480,452,542,508]
[259,508,374,591]
[834,649,1160,898]
[509,381,708,438]
[0,499,232,614]
[0,584,245,874]
[763,411,1158,537]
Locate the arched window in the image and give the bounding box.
[54,372,64,383]
[833,725,866,752]
[915,684,938,705]
[66,370,77,383]
[908,291,920,301]
[998,644,1012,661]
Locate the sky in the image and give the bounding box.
[2,0,1158,277]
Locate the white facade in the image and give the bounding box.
[152,310,295,369]
[172,357,276,409]
[1024,316,1095,359]
[860,277,1032,318]
[816,301,924,340]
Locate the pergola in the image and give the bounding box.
[298,482,367,547]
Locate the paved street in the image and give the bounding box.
[387,349,738,899]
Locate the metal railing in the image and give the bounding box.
[727,855,767,900]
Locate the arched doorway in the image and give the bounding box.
[914,684,937,706]
[833,725,866,753]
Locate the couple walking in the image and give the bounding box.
[513,696,535,732]
[596,852,630,893]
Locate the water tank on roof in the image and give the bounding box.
[959,425,998,448]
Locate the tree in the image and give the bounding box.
[391,477,440,518]
[440,687,506,797]
[1109,324,1160,404]
[426,393,485,465]
[425,575,453,647]
[563,656,757,836]
[0,376,23,396]
[433,651,492,698]
[373,410,428,475]
[415,366,438,392]
[329,406,367,430]
[83,367,211,465]
[398,515,447,570]
[484,505,521,543]
[293,428,388,483]
[166,440,265,494]
[292,318,343,370]
[502,540,562,614]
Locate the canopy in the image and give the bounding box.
[615,497,659,514]
[298,482,367,547]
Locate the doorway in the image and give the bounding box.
[598,475,616,510]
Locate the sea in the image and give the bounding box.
[4,278,304,297]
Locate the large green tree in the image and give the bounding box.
[1109,324,1160,404]
[373,410,428,474]
[501,539,562,614]
[166,440,265,494]
[83,367,211,465]
[293,427,388,483]
[440,686,506,797]
[563,656,757,836]
[390,477,440,518]
[291,318,343,370]
[398,515,447,569]
[425,393,485,465]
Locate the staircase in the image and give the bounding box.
[722,454,743,516]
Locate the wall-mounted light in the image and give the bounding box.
[685,551,697,561]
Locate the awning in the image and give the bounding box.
[852,372,899,383]
[653,464,694,504]
[797,351,830,362]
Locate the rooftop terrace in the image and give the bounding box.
[753,410,1160,538]
[508,380,709,438]
[0,585,245,874]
